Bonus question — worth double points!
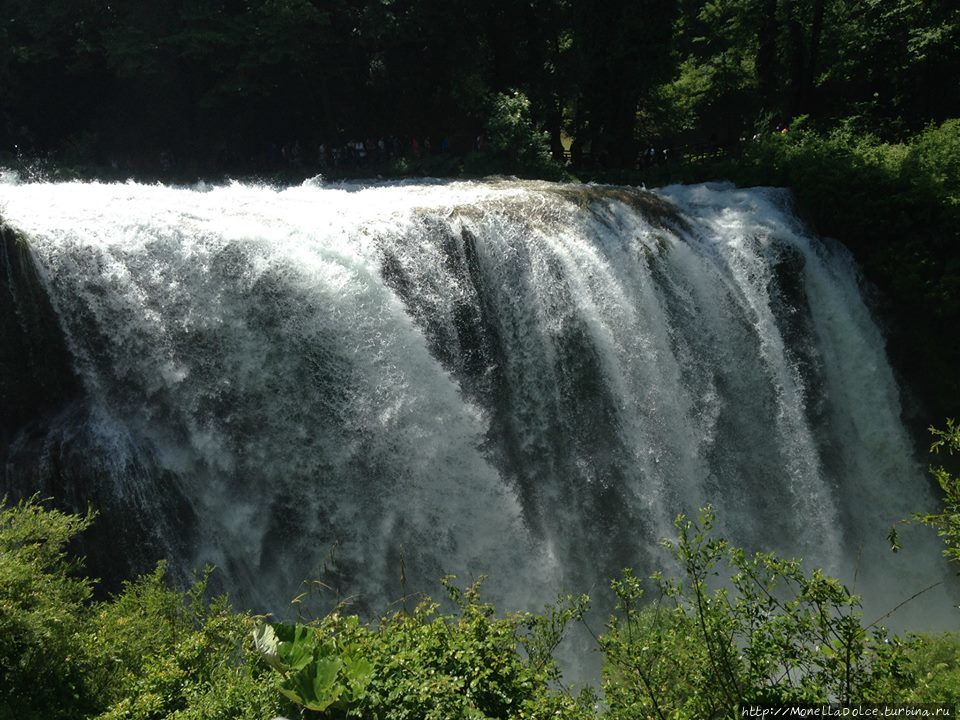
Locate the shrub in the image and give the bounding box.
[0,497,592,720]
[864,631,960,710]
[601,508,909,718]
[914,420,960,565]
[87,568,283,720]
[2,496,955,719]
[464,91,567,180]
[253,578,594,720]
[908,119,960,206]
[0,496,284,720]
[0,497,97,719]
[896,632,960,707]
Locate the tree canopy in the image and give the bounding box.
[2,0,957,172]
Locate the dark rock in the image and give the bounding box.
[0,221,82,453]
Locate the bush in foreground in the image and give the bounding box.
[601,508,912,718]
[0,496,591,720]
[2,489,958,719]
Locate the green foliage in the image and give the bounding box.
[352,577,591,720]
[253,620,373,713]
[903,632,960,709]
[601,508,909,718]
[3,497,958,719]
[86,568,282,720]
[909,120,960,204]
[465,91,567,180]
[653,0,960,143]
[0,496,96,719]
[0,0,958,181]
[601,573,712,720]
[0,497,591,720]
[646,0,759,140]
[883,632,960,707]
[917,420,960,565]
[254,577,592,719]
[0,496,284,720]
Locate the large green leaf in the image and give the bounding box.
[272,623,317,671]
[280,657,344,711]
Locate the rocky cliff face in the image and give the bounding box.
[1,221,81,451]
[1,221,194,593]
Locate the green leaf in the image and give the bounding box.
[281,657,344,711]
[887,526,901,553]
[273,623,317,671]
[343,654,374,698]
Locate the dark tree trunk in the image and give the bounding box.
[757,0,780,113]
[804,0,826,114]
[784,0,806,118]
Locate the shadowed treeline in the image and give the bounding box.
[1,0,958,174]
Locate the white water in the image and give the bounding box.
[0,176,950,628]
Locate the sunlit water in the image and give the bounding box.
[1,175,952,650]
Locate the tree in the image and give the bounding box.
[0,498,96,719]
[602,507,909,717]
[915,420,960,565]
[464,90,565,178]
[810,0,960,134]
[566,0,677,167]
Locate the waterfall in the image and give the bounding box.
[0,176,951,627]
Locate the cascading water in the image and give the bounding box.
[0,176,952,631]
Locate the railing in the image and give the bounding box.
[563,138,745,170]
